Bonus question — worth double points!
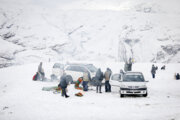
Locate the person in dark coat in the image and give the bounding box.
[151,64,157,79]
[104,68,112,92]
[37,62,45,80]
[124,58,132,72]
[176,73,180,80]
[95,68,104,93]
[58,73,72,98]
[128,58,132,71]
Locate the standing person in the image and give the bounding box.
[104,68,112,92]
[151,64,157,79]
[120,69,125,80]
[58,73,72,98]
[95,68,104,93]
[82,70,91,91]
[124,58,132,72]
[37,62,45,80]
[176,73,180,80]
[128,58,132,71]
[124,61,128,72]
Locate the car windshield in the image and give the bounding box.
[123,74,145,82]
[85,64,97,73]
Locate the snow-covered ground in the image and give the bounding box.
[0,62,180,120]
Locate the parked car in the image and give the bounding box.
[119,72,148,97]
[110,73,121,87]
[64,63,97,82]
[51,63,64,80]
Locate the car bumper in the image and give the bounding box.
[120,88,147,94]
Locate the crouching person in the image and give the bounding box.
[58,73,72,98]
[75,77,83,90]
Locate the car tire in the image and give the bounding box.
[143,92,148,97]
[120,94,124,98]
[119,90,124,98]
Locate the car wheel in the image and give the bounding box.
[120,94,124,98]
[119,90,124,98]
[143,92,148,97]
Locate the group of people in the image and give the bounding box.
[93,68,112,93]
[57,67,113,98]
[34,61,180,98]
[151,64,180,80]
[151,64,166,79]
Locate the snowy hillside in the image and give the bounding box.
[0,62,180,120]
[0,0,180,68]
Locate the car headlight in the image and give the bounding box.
[139,85,146,88]
[121,84,128,88]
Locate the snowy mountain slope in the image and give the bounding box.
[0,62,180,120]
[0,0,180,68]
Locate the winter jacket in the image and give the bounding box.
[33,72,38,81]
[124,62,129,72]
[83,72,90,81]
[59,75,70,88]
[104,69,112,81]
[38,62,44,74]
[176,73,180,80]
[95,69,104,85]
[75,77,83,89]
[151,65,156,74]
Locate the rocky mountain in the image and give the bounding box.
[0,0,180,68]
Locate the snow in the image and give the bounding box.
[0,0,180,119]
[0,62,180,120]
[0,0,180,66]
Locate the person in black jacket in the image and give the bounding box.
[176,73,180,80]
[151,64,157,79]
[95,68,104,93]
[58,73,72,98]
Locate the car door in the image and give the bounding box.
[110,73,121,87]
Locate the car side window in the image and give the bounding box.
[66,66,74,71]
[79,67,86,72]
[75,66,86,72]
[66,66,86,72]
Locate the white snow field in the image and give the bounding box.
[0,62,180,120]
